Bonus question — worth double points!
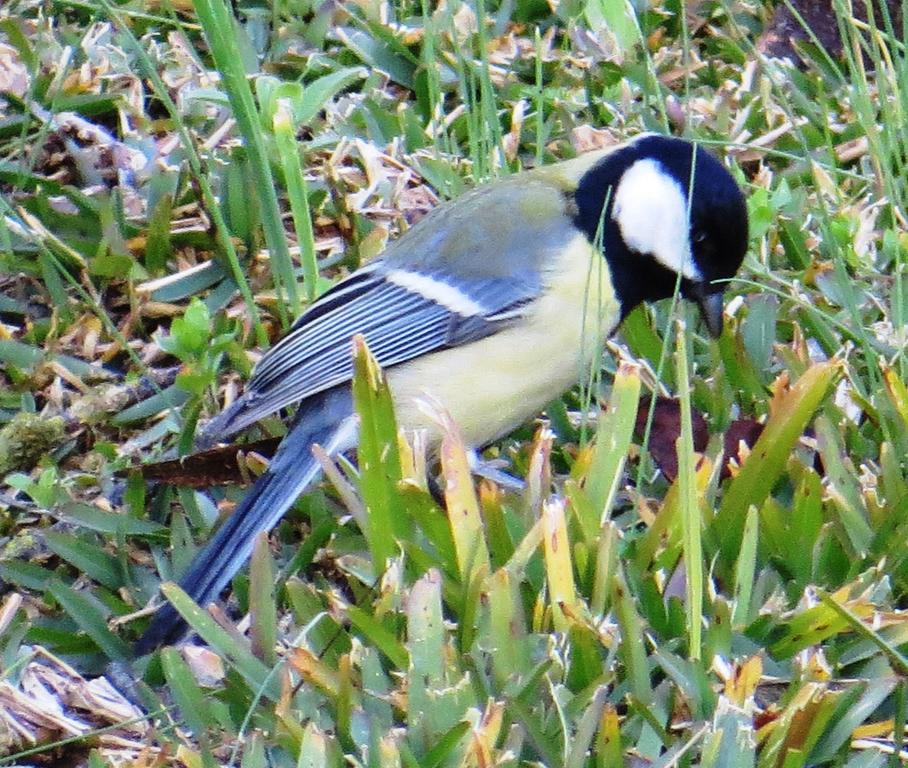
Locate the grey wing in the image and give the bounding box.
[198,262,541,444]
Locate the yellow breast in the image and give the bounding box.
[387,233,620,447]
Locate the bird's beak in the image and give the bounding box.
[694,289,725,338]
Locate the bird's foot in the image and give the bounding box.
[467,450,525,491]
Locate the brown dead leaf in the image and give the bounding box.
[121,437,281,488]
[721,418,764,480]
[635,396,708,481]
[635,397,765,481]
[571,125,621,154]
[0,43,29,98]
[0,648,148,758]
[181,646,225,688]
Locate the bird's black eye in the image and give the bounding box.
[692,229,707,244]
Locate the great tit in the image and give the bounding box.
[136,133,749,652]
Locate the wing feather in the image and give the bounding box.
[199,266,541,444]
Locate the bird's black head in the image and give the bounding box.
[572,134,749,336]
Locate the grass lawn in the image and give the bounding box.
[1,0,907,765]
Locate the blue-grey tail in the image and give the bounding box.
[135,387,355,654]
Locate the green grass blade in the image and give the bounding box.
[160,647,216,745]
[675,320,702,660]
[406,570,472,757]
[47,581,130,661]
[715,361,842,563]
[584,360,642,537]
[273,100,319,303]
[249,532,278,665]
[439,422,490,585]
[542,497,577,633]
[351,335,407,571]
[613,565,652,707]
[192,0,300,319]
[159,582,280,700]
[731,506,759,629]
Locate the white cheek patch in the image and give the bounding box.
[611,158,701,281]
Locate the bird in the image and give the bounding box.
[135,133,749,653]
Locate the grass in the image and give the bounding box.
[1,0,907,765]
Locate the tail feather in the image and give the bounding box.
[135,387,354,654]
